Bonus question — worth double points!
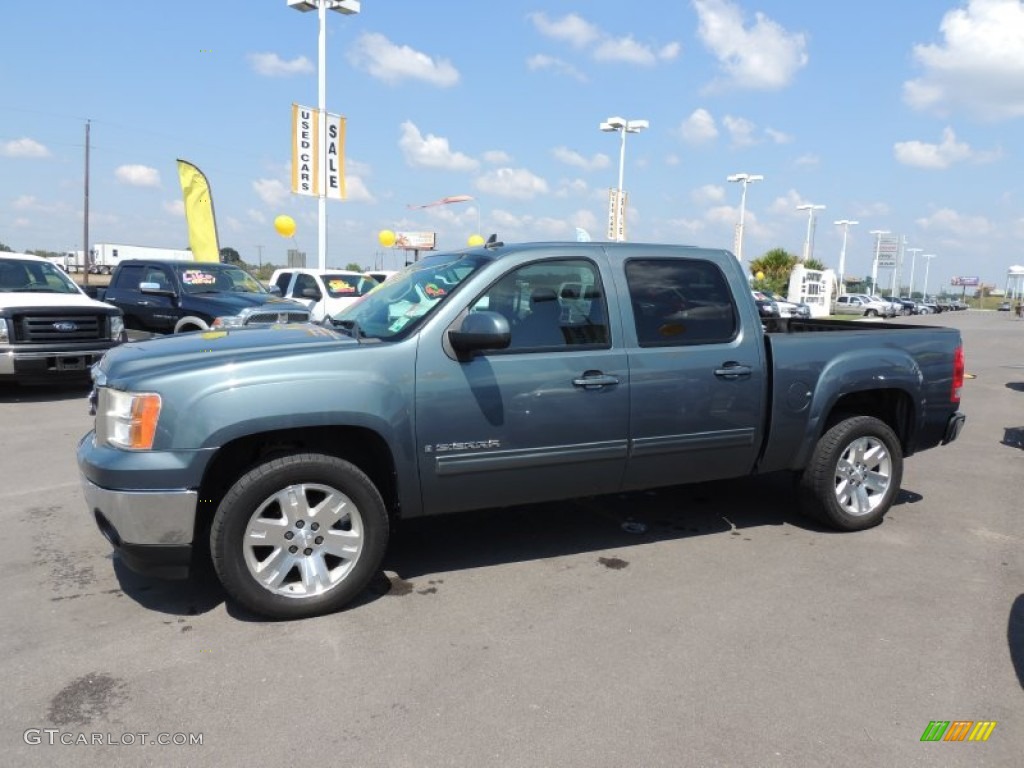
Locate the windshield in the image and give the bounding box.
[174,263,268,295]
[323,273,378,299]
[0,258,82,294]
[329,252,489,340]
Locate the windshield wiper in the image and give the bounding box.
[332,318,364,343]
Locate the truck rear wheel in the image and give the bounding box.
[798,416,903,531]
[211,453,389,619]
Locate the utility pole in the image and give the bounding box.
[82,120,90,287]
[255,244,264,270]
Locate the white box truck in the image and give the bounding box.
[52,244,195,274]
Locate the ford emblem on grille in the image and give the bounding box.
[53,321,78,332]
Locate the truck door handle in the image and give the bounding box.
[714,362,753,379]
[573,371,620,390]
[137,300,153,306]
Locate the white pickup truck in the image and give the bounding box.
[0,252,126,383]
[269,268,379,322]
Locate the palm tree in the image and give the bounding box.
[748,248,799,295]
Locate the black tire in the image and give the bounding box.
[865,309,878,317]
[211,453,389,619]
[798,416,903,531]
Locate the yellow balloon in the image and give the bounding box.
[755,271,765,281]
[467,234,485,247]
[274,215,296,238]
[378,229,396,247]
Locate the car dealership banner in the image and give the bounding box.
[291,104,346,200]
[950,276,979,286]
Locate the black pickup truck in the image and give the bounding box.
[100,259,309,334]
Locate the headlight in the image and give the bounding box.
[0,318,8,343]
[110,314,125,340]
[95,388,162,450]
[211,315,244,328]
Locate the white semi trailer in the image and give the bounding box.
[52,243,195,274]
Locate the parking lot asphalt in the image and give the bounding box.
[1,310,1021,767]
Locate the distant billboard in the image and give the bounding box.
[394,231,436,250]
[950,276,979,286]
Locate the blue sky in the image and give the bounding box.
[2,0,1023,291]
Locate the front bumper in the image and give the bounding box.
[80,476,197,579]
[0,346,114,378]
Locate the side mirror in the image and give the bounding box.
[139,281,174,296]
[268,285,282,296]
[301,287,322,300]
[448,311,511,360]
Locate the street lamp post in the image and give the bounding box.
[905,247,922,298]
[833,219,858,295]
[796,203,826,261]
[922,254,937,302]
[600,116,648,242]
[727,173,763,262]
[869,229,889,293]
[288,0,360,270]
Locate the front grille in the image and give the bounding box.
[245,311,309,325]
[15,313,106,342]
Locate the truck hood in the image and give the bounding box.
[183,293,305,313]
[96,323,357,385]
[0,292,116,312]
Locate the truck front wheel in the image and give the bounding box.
[798,416,903,531]
[211,453,389,619]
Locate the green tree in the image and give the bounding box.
[748,247,799,295]
[220,247,242,264]
[0,241,13,252]
[344,262,365,272]
[804,257,826,271]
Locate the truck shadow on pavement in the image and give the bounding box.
[0,382,91,403]
[1011,595,1024,690]
[108,473,926,621]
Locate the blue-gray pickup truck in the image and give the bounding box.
[77,241,966,619]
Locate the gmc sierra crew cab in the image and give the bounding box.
[78,241,966,619]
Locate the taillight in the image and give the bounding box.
[951,344,964,403]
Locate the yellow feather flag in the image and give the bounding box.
[176,159,220,262]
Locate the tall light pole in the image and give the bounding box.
[869,229,889,293]
[796,203,825,261]
[905,247,922,298]
[833,219,858,295]
[289,0,360,270]
[727,173,763,262]
[600,116,648,241]
[922,254,937,302]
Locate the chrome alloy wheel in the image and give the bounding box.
[243,483,364,598]
[833,436,892,517]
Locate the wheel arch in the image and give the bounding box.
[174,315,211,333]
[194,425,399,548]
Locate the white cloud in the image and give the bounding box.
[526,54,587,82]
[680,108,718,144]
[348,33,459,87]
[475,168,549,200]
[398,121,479,172]
[252,178,289,207]
[555,178,590,198]
[903,0,1024,119]
[765,127,793,144]
[551,146,610,172]
[1,138,50,158]
[706,205,739,227]
[528,12,601,48]
[593,36,659,65]
[723,115,757,147]
[692,184,726,205]
[768,189,807,216]
[247,209,267,225]
[483,150,512,165]
[115,164,160,187]
[528,12,680,67]
[852,201,891,218]
[795,153,819,167]
[342,175,375,203]
[163,200,184,216]
[893,127,979,168]
[693,0,808,90]
[13,195,40,211]
[915,207,992,236]
[247,52,314,77]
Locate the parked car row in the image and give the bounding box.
[834,293,970,317]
